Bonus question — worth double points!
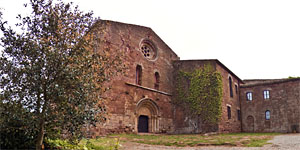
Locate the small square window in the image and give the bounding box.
[246,92,252,101]
[263,90,270,99]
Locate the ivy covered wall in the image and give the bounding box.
[172,60,223,133]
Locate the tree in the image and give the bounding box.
[0,0,122,149]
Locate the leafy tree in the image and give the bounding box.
[0,0,122,149]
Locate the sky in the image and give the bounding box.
[0,0,300,79]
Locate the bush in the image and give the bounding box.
[45,138,84,150]
[0,103,37,149]
[0,125,36,149]
[45,138,121,150]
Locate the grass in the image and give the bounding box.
[105,132,280,147]
[46,137,121,150]
[47,132,279,149]
[80,138,121,150]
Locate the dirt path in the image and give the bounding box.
[120,134,300,150]
[266,134,300,150]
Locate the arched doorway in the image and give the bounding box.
[138,115,149,132]
[136,99,159,133]
[246,115,254,132]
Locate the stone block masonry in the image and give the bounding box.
[86,20,299,136]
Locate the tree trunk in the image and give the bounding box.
[36,118,45,150]
[36,83,48,150]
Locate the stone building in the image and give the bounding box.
[240,78,300,133]
[90,20,179,135]
[172,60,242,134]
[88,20,300,136]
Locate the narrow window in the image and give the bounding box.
[136,65,142,85]
[229,77,233,97]
[237,109,241,121]
[235,85,238,94]
[265,110,270,120]
[246,92,252,101]
[227,106,231,119]
[263,90,270,99]
[154,72,160,90]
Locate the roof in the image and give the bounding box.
[174,59,244,84]
[241,78,300,88]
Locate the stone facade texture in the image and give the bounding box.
[89,20,179,136]
[172,60,242,134]
[240,79,300,133]
[87,20,300,136]
[215,62,242,133]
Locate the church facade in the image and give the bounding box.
[88,20,300,136]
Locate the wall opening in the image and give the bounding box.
[154,72,160,90]
[136,65,142,85]
[136,99,159,133]
[138,115,149,133]
[246,115,254,132]
[227,106,231,119]
[229,76,233,97]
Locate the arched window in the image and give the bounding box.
[227,106,231,119]
[265,110,270,120]
[154,72,160,90]
[136,65,142,85]
[229,77,233,97]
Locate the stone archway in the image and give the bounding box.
[135,99,159,133]
[246,115,255,132]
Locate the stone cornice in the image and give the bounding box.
[125,82,172,96]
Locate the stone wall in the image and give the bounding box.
[172,60,217,134]
[172,60,242,134]
[62,20,300,136]
[89,20,179,136]
[215,62,242,133]
[240,79,300,133]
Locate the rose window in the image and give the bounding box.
[139,40,157,60]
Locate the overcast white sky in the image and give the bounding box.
[1,0,300,79]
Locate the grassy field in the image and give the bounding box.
[75,132,280,149]
[46,132,280,149]
[80,138,120,150]
[104,132,280,147]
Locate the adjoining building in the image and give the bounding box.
[240,78,300,133]
[87,20,300,136]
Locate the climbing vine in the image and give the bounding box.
[174,65,223,124]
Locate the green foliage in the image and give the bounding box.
[174,65,223,124]
[0,102,37,149]
[81,138,121,150]
[288,76,300,79]
[0,0,123,149]
[45,138,84,150]
[46,138,121,150]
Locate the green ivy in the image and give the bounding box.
[174,65,223,124]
